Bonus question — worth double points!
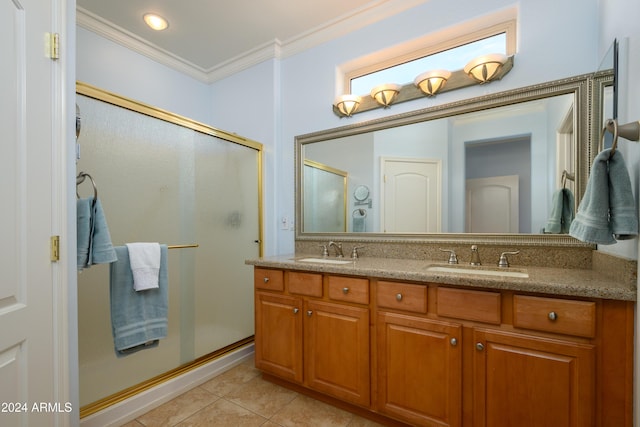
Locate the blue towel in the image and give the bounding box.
[570,149,638,244]
[609,150,638,239]
[77,198,93,268]
[545,188,574,234]
[110,245,168,356]
[77,197,117,269]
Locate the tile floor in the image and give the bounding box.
[119,359,387,427]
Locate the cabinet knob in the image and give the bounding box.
[395,293,403,301]
[476,342,485,351]
[293,308,299,314]
[548,311,558,321]
[342,287,350,294]
[263,277,269,283]
[450,338,458,346]
[307,310,313,317]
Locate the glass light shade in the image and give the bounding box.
[334,95,362,117]
[370,83,402,107]
[414,70,452,96]
[143,13,169,31]
[464,53,508,83]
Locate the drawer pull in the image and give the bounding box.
[293,308,299,314]
[476,342,485,351]
[307,310,313,317]
[450,338,458,346]
[263,277,269,283]
[342,287,350,294]
[396,293,403,301]
[548,311,558,321]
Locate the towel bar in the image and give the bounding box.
[167,244,199,249]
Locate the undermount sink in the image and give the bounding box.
[426,264,529,278]
[295,257,353,265]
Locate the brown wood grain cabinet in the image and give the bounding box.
[254,268,370,407]
[253,267,634,427]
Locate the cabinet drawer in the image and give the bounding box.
[288,271,323,297]
[437,287,501,324]
[328,276,369,304]
[254,268,284,291]
[377,281,427,313]
[513,295,596,338]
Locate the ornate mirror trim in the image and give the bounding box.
[296,72,612,247]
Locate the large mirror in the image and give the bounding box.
[296,72,613,245]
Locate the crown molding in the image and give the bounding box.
[77,0,429,84]
[77,8,210,82]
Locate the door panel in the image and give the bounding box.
[382,158,441,232]
[465,175,519,232]
[1,0,61,425]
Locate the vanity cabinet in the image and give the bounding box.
[377,311,462,426]
[472,328,595,426]
[253,266,634,427]
[254,268,370,407]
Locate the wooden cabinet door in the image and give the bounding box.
[377,311,462,427]
[473,328,595,427]
[254,292,303,382]
[304,300,370,406]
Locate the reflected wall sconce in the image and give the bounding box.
[414,70,452,96]
[463,53,508,84]
[370,83,402,107]
[334,94,362,117]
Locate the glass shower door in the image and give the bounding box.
[76,87,261,409]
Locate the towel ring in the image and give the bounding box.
[600,118,619,159]
[76,171,98,201]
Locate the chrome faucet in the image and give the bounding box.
[470,245,481,266]
[328,241,344,258]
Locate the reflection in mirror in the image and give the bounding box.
[303,93,574,234]
[297,73,610,245]
[303,160,347,232]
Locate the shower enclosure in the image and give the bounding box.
[75,83,262,412]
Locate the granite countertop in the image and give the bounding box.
[246,254,637,301]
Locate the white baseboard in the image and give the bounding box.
[80,344,255,427]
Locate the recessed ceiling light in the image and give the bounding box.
[143,13,169,31]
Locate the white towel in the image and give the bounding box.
[126,243,161,291]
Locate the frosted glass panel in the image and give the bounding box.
[76,94,259,406]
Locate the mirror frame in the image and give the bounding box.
[296,71,613,247]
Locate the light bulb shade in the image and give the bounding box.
[334,94,362,117]
[414,70,452,96]
[370,83,402,107]
[464,53,508,83]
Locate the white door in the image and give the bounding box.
[382,158,441,233]
[1,0,69,425]
[465,175,519,233]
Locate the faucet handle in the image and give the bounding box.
[498,251,520,268]
[439,248,458,264]
[351,246,364,259]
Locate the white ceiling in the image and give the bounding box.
[77,0,427,83]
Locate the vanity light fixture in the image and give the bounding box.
[334,94,362,117]
[370,83,402,107]
[143,13,169,31]
[414,69,452,96]
[464,53,508,84]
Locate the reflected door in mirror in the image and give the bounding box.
[382,157,442,232]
